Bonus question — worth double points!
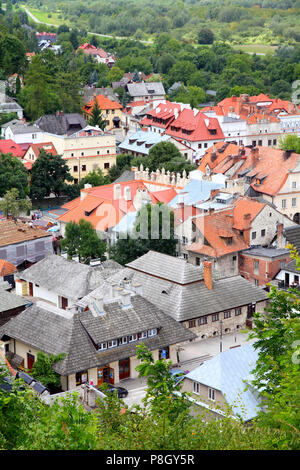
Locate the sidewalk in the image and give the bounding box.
[178,329,255,371]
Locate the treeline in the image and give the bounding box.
[21,0,300,45]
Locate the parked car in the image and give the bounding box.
[99,382,128,399]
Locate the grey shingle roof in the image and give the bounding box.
[113,170,135,183]
[242,247,290,258]
[126,250,218,285]
[127,82,165,98]
[284,225,300,253]
[0,295,195,376]
[0,288,28,314]
[107,252,268,322]
[18,255,122,301]
[35,113,86,135]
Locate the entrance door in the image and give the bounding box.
[119,358,130,381]
[27,353,35,370]
[285,272,290,287]
[29,282,33,297]
[97,367,114,386]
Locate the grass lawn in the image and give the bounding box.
[19,5,70,27]
[232,44,278,55]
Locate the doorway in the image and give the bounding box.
[28,282,33,297]
[119,358,130,381]
[97,366,114,386]
[27,353,35,370]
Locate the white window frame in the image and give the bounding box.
[108,339,118,348]
[140,331,147,339]
[147,329,157,337]
[208,387,216,401]
[193,381,200,395]
[98,342,107,351]
[129,334,138,343]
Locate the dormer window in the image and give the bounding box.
[108,339,118,348]
[148,328,157,337]
[98,342,107,351]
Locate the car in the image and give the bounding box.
[169,368,186,384]
[99,382,129,399]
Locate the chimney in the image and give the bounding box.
[124,186,131,201]
[208,208,214,215]
[91,296,104,317]
[133,283,142,295]
[120,290,131,309]
[113,183,121,200]
[203,261,213,290]
[276,222,285,248]
[123,278,131,290]
[250,147,259,167]
[110,282,118,298]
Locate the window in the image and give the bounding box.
[224,311,231,319]
[189,320,196,328]
[282,199,287,209]
[97,150,100,155]
[204,143,208,148]
[140,331,147,339]
[208,388,215,401]
[108,339,118,348]
[129,334,138,342]
[104,162,110,169]
[120,336,128,345]
[183,253,188,260]
[159,347,169,360]
[254,260,259,273]
[292,181,297,189]
[212,313,219,322]
[252,140,256,146]
[268,139,272,146]
[292,198,297,207]
[182,236,188,245]
[73,165,78,172]
[235,307,242,316]
[107,150,110,154]
[98,342,107,351]
[254,279,259,286]
[196,257,201,266]
[261,229,265,237]
[273,139,277,145]
[198,316,207,325]
[258,140,262,146]
[198,143,202,149]
[82,165,86,171]
[148,329,157,337]
[252,231,256,240]
[81,152,84,156]
[193,382,200,394]
[71,153,74,157]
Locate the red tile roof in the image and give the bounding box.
[25,142,57,159]
[166,109,224,142]
[59,180,178,231]
[187,197,264,258]
[0,219,51,248]
[0,140,24,158]
[82,94,122,115]
[0,259,17,277]
[198,142,300,197]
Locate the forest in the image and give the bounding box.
[18,0,300,48]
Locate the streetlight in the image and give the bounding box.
[219,320,223,353]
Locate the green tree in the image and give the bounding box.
[30,150,73,199]
[0,188,31,218]
[79,168,108,188]
[89,99,107,129]
[279,135,300,154]
[0,33,26,76]
[110,203,177,265]
[0,154,29,198]
[61,219,106,264]
[20,56,61,120]
[30,351,66,391]
[198,28,214,45]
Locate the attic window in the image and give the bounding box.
[162,290,168,294]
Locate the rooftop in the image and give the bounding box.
[0,219,51,248]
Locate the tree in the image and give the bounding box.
[198,28,214,45]
[61,219,106,264]
[20,56,61,120]
[0,154,29,198]
[279,135,300,154]
[0,188,31,219]
[30,150,73,199]
[79,168,108,188]
[89,99,107,129]
[110,203,177,265]
[57,71,83,114]
[0,33,26,76]
[30,351,66,391]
